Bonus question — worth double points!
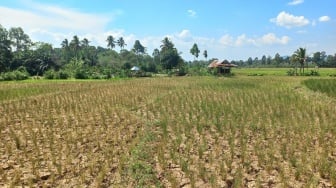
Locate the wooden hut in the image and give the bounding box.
[208,59,237,74]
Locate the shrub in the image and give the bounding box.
[57,71,70,79]
[0,70,29,81]
[287,69,296,76]
[309,70,320,76]
[74,69,88,79]
[44,70,55,79]
[14,70,29,80]
[89,72,105,79]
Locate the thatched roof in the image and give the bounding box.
[208,59,237,68]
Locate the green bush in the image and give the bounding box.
[0,70,29,81]
[309,70,320,76]
[14,70,29,80]
[287,69,296,76]
[57,71,70,79]
[74,69,89,79]
[89,72,105,79]
[44,70,55,79]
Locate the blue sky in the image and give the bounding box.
[0,0,335,60]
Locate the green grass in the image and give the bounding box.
[303,78,336,98]
[234,67,336,76]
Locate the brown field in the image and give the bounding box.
[1,76,336,187]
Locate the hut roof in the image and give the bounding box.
[208,59,237,68]
[131,66,140,71]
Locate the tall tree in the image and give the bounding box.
[203,50,208,61]
[61,39,69,49]
[61,39,71,64]
[293,47,306,74]
[160,37,174,51]
[312,51,321,67]
[106,35,116,49]
[0,25,12,72]
[81,38,90,48]
[117,37,126,51]
[247,57,253,66]
[159,37,183,70]
[274,53,282,66]
[152,48,160,65]
[70,35,80,58]
[190,43,200,60]
[9,27,31,51]
[261,55,266,65]
[132,40,145,55]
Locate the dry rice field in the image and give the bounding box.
[0,76,336,187]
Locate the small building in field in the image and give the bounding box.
[208,59,237,74]
[130,66,140,71]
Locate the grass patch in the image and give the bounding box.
[303,78,336,98]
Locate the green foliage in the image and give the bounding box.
[287,69,296,76]
[248,73,264,76]
[190,43,200,59]
[57,70,70,79]
[0,68,29,81]
[308,70,320,76]
[74,69,89,79]
[44,69,55,79]
[303,79,336,98]
[44,70,70,79]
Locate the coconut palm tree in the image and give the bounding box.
[117,37,126,52]
[293,47,306,75]
[106,35,116,49]
[70,35,80,58]
[61,39,69,49]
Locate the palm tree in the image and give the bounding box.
[70,35,80,57]
[293,47,306,75]
[117,37,126,51]
[81,38,89,48]
[106,35,116,49]
[61,39,71,62]
[203,50,208,61]
[61,39,69,49]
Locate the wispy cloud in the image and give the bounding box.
[0,1,121,34]
[319,16,330,22]
[270,11,309,28]
[187,9,197,18]
[288,0,304,6]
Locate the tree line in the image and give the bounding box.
[0,25,335,80]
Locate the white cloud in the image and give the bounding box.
[219,34,234,46]
[260,33,290,45]
[187,10,197,17]
[178,29,191,39]
[235,34,256,46]
[0,2,120,34]
[288,0,304,5]
[270,11,309,28]
[319,16,330,22]
[218,33,289,47]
